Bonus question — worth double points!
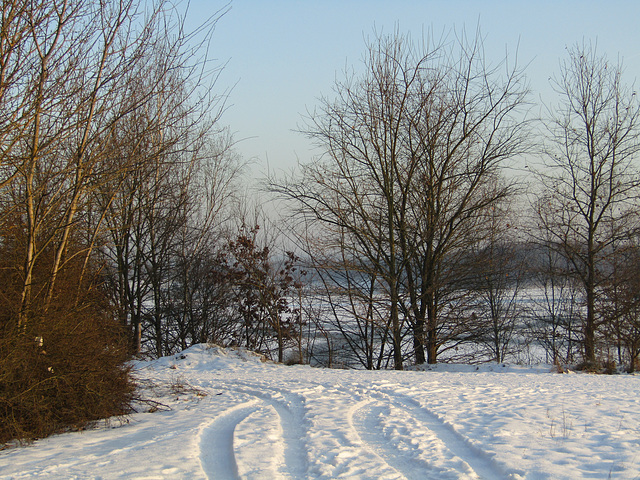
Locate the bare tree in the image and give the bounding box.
[0,2,39,195]
[270,28,529,368]
[524,233,582,366]
[0,0,230,332]
[0,0,236,443]
[310,228,396,369]
[599,229,640,372]
[536,42,640,367]
[467,204,527,363]
[96,3,238,355]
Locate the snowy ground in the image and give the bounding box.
[1,344,639,480]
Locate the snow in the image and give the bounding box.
[2,344,639,479]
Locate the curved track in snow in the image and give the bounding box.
[350,389,512,480]
[199,402,260,479]
[199,381,310,480]
[202,377,516,480]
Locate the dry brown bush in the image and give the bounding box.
[0,245,135,445]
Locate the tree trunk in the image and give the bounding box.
[413,316,426,364]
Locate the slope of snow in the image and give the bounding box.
[1,344,639,479]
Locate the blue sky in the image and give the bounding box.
[185,1,640,176]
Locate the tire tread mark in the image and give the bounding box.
[371,387,514,480]
[199,402,259,480]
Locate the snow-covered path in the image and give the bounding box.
[2,344,639,479]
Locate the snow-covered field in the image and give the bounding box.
[1,344,639,480]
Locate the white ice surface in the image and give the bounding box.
[1,344,639,479]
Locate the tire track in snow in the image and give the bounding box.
[199,402,259,480]
[350,400,441,480]
[216,381,310,479]
[367,387,514,480]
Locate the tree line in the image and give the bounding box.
[1,3,639,443]
[268,31,640,373]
